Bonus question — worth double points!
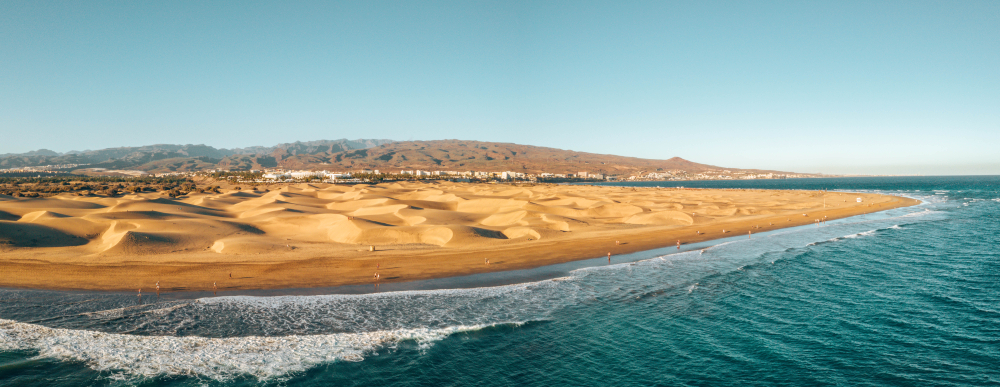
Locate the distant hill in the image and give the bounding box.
[0,139,393,171]
[1,139,798,176]
[275,140,728,175]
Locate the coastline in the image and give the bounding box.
[0,187,920,292]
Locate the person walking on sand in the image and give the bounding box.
[608,252,611,263]
[156,281,160,295]
[677,240,681,250]
[749,230,752,239]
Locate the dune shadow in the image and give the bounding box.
[0,221,89,247]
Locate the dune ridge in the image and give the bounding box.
[0,182,918,291]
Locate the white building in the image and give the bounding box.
[325,173,351,180]
[263,172,289,180]
[290,171,324,179]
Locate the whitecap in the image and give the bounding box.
[0,318,505,381]
[844,230,876,239]
[899,209,940,218]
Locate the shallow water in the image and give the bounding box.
[1,176,998,386]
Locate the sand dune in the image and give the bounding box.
[0,182,917,291]
[624,210,694,225]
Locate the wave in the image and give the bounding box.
[0,318,509,381]
[899,209,940,218]
[843,230,877,239]
[807,224,903,246]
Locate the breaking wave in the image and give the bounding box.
[808,224,903,246]
[0,318,508,381]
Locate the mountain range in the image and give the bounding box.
[1,139,800,176]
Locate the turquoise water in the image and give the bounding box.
[1,176,998,386]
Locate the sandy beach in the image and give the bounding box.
[0,182,919,292]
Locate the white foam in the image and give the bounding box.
[844,230,876,239]
[199,279,559,308]
[0,318,501,381]
[899,209,940,218]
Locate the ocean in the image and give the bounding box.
[1,176,998,386]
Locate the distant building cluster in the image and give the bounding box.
[2,163,816,183]
[197,168,613,184]
[226,167,806,184]
[0,164,82,174]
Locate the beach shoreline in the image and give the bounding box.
[0,183,920,292]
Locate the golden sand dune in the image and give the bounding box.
[0,182,917,291]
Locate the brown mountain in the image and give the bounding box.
[267,140,736,175]
[4,139,797,176]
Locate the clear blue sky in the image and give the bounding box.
[1,1,997,175]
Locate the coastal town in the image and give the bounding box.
[0,164,815,184]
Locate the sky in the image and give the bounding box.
[1,1,997,175]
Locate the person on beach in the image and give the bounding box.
[608,252,611,262]
[749,230,752,239]
[677,240,681,249]
[156,281,160,295]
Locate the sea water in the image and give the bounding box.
[1,176,998,386]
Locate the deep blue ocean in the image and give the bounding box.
[1,176,998,386]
